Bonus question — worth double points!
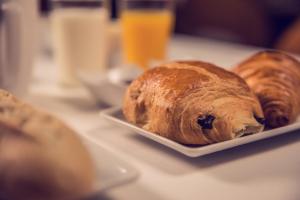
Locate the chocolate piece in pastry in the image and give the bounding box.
[233,50,300,128]
[123,61,264,145]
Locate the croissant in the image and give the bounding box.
[123,61,264,145]
[233,50,300,128]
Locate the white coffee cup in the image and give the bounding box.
[0,0,38,96]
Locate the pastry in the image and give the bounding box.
[0,90,95,200]
[276,18,300,55]
[123,61,264,145]
[233,50,300,128]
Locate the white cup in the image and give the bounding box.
[51,0,111,87]
[0,0,38,96]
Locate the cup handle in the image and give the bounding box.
[0,1,23,90]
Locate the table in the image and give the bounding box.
[28,33,300,200]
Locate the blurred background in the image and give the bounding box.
[40,0,300,53]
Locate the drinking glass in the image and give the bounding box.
[0,0,38,96]
[120,0,175,70]
[51,0,110,86]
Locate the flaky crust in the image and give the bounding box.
[0,90,95,200]
[233,50,300,128]
[123,61,264,145]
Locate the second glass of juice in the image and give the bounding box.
[120,0,175,70]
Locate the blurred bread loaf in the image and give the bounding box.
[0,90,95,200]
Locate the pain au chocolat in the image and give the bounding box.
[123,61,264,145]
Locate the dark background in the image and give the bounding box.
[40,0,300,53]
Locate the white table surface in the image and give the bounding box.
[27,33,300,200]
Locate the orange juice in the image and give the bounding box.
[121,10,174,69]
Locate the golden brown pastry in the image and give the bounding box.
[0,89,95,200]
[233,50,300,128]
[123,61,264,145]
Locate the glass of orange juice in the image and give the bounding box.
[120,0,175,70]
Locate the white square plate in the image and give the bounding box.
[100,107,300,157]
[83,138,139,193]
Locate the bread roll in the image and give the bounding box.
[123,61,264,145]
[233,50,300,128]
[0,90,95,200]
